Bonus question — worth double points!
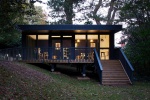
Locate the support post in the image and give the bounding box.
[51,64,55,72]
[82,64,86,77]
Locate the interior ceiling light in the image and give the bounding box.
[51,36,61,37]
[77,39,80,42]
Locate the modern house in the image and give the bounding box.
[0,25,134,85]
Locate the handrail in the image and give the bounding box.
[120,49,134,71]
[93,48,103,84]
[116,48,134,83]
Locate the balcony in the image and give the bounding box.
[0,47,94,63]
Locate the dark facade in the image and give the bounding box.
[19,25,122,61]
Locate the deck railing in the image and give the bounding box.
[0,47,94,63]
[94,48,103,84]
[115,48,134,83]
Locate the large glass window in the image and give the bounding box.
[26,35,36,60]
[100,35,109,48]
[75,35,86,47]
[27,35,36,47]
[37,35,48,48]
[87,35,98,48]
[100,49,109,60]
[100,35,110,60]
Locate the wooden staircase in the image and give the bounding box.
[101,60,131,85]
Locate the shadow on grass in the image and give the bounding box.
[29,63,99,82]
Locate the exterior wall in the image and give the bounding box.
[22,31,116,60]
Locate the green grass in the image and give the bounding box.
[0,61,150,100]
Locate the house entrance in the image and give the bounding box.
[100,35,110,60]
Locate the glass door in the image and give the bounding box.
[100,35,110,60]
[62,39,71,59]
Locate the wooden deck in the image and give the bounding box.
[20,59,94,63]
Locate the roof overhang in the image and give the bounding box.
[17,25,122,34]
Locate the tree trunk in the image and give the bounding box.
[106,0,115,25]
[64,0,73,24]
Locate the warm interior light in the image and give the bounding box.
[75,35,86,39]
[51,36,61,38]
[88,30,98,33]
[90,39,93,42]
[74,30,86,33]
[38,35,48,40]
[63,36,72,37]
[29,35,36,40]
[75,43,78,47]
[77,39,80,42]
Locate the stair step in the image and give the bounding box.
[101,60,131,85]
[103,71,125,73]
[103,82,130,85]
[103,69,123,71]
[103,75,126,77]
[103,78,129,80]
[103,80,130,83]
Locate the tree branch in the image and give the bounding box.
[93,0,102,25]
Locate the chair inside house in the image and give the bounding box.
[43,52,48,59]
[80,53,85,59]
[101,52,106,60]
[88,52,94,60]
[38,48,43,59]
[52,55,57,59]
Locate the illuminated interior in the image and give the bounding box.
[75,35,86,47]
[100,35,109,60]
[100,35,109,48]
[88,35,98,48]
[26,34,111,60]
[100,49,109,60]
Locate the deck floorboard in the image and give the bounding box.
[20,59,94,63]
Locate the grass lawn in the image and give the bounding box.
[0,61,150,100]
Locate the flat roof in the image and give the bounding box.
[18,25,122,34]
[18,25,121,30]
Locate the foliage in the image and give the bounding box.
[124,25,150,78]
[47,0,84,24]
[0,0,47,49]
[79,0,123,25]
[47,0,122,25]
[119,0,150,26]
[0,0,30,48]
[120,0,150,78]
[24,6,47,24]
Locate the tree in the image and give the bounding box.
[119,0,150,26]
[81,0,123,25]
[119,0,150,78]
[47,0,123,25]
[24,6,48,24]
[0,0,36,48]
[47,0,84,24]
